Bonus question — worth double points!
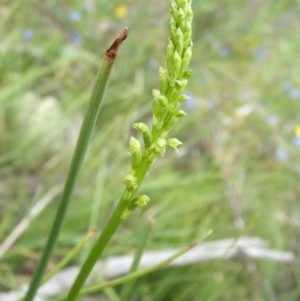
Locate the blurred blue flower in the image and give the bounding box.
[289,88,300,99]
[283,81,293,91]
[70,32,83,46]
[68,10,82,22]
[219,46,231,58]
[275,147,288,162]
[255,45,267,62]
[22,29,34,42]
[282,81,300,100]
[266,114,279,126]
[184,92,198,110]
[294,136,300,148]
[148,58,158,68]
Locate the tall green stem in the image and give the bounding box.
[65,158,151,301]
[22,27,128,301]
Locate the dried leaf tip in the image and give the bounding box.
[119,26,129,41]
[106,26,129,61]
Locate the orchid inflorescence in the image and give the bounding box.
[123,0,193,214]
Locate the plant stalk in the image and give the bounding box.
[22,27,128,301]
[65,159,151,301]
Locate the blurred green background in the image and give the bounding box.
[0,0,300,300]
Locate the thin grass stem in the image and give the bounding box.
[22,27,128,301]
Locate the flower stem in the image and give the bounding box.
[65,160,151,301]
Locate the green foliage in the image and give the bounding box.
[0,0,300,300]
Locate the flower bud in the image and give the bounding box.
[178,94,189,102]
[132,122,152,147]
[173,51,182,77]
[159,67,169,94]
[167,39,175,57]
[175,8,185,28]
[153,89,168,107]
[153,98,167,119]
[129,136,142,170]
[175,110,186,117]
[174,28,184,54]
[181,46,192,73]
[129,136,141,154]
[167,138,182,150]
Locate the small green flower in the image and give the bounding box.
[123,174,138,190]
[167,138,183,150]
[151,138,167,156]
[135,195,150,207]
[121,195,150,220]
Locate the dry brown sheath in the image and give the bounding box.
[105,27,129,61]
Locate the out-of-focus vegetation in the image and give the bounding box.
[0,0,300,300]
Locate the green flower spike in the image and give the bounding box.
[130,0,193,185]
[62,2,193,300]
[151,0,193,141]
